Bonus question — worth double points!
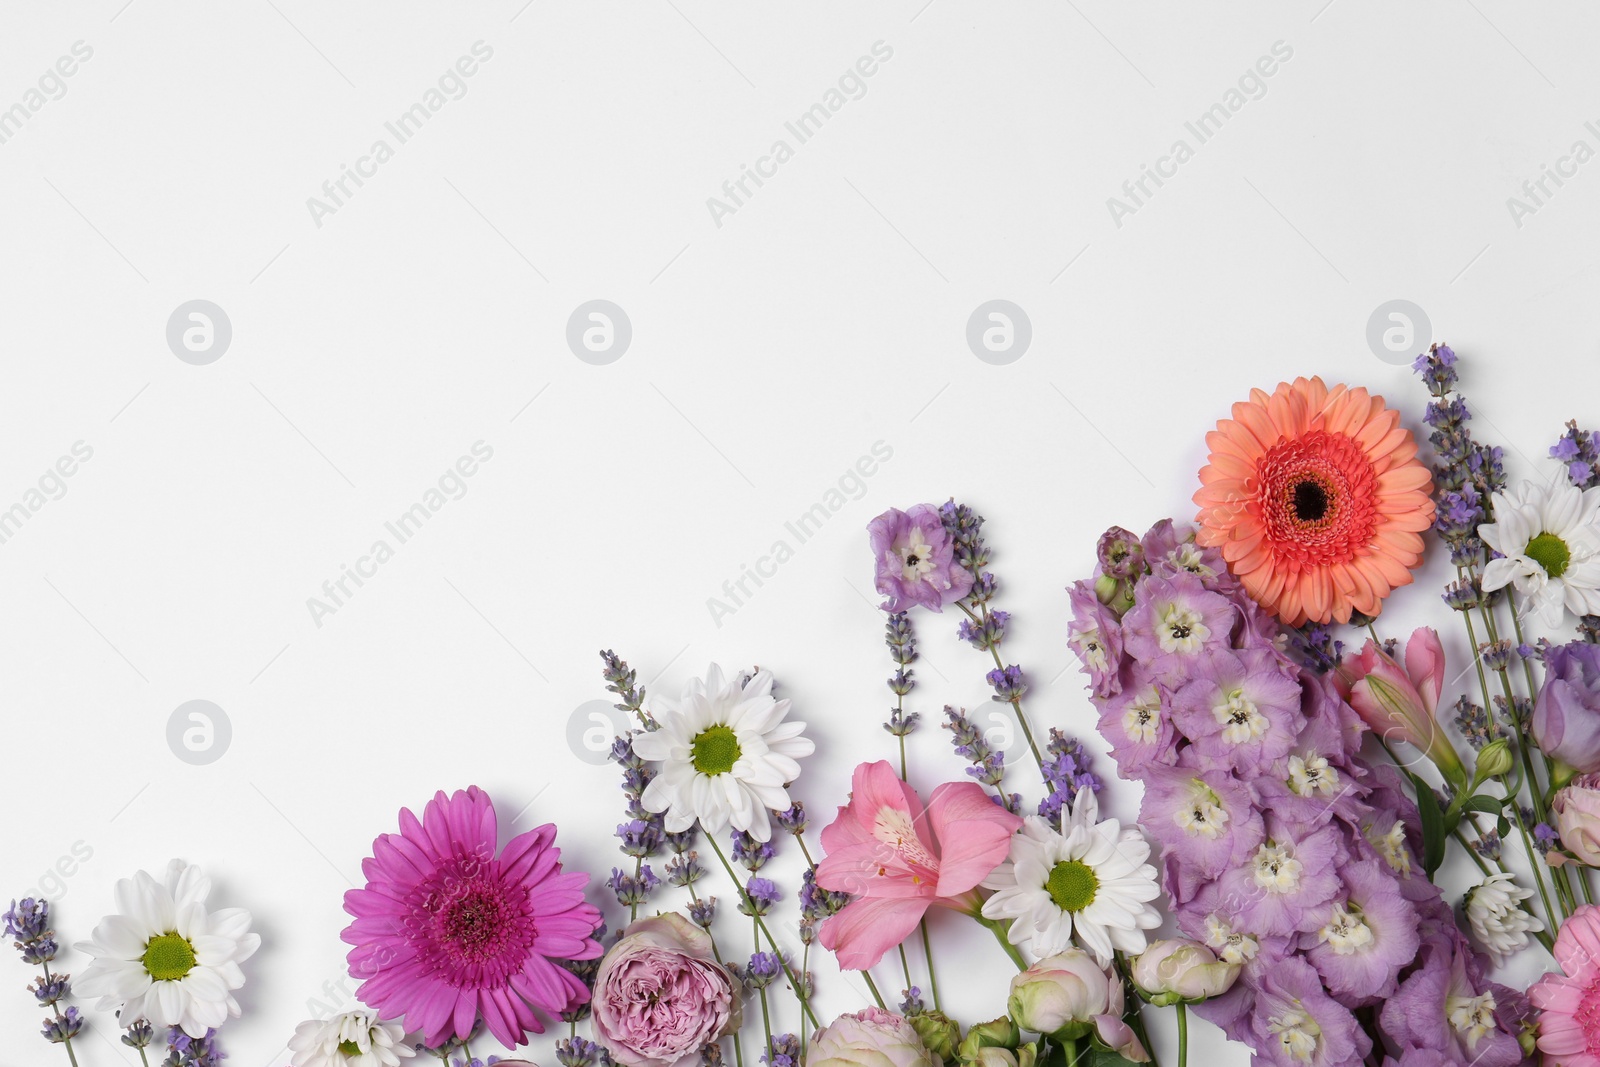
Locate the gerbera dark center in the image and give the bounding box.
[691,724,742,775]
[142,933,196,981]
[1293,480,1329,522]
[1526,532,1571,578]
[1045,860,1098,913]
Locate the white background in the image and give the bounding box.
[2,1,1596,1064]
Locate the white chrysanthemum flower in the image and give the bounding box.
[288,1011,414,1067]
[1480,480,1600,625]
[635,664,814,842]
[980,786,1162,964]
[1463,872,1544,965]
[74,860,260,1037]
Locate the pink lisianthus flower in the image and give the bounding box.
[1335,628,1467,788]
[816,760,1021,971]
[591,914,741,1067]
[1530,903,1600,1066]
[869,504,972,613]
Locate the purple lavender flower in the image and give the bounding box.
[731,830,776,872]
[121,1018,155,1049]
[687,896,717,929]
[868,504,973,612]
[556,1035,611,1067]
[742,950,782,989]
[161,1026,225,1067]
[763,1034,800,1067]
[773,802,808,837]
[1038,730,1101,824]
[956,609,1009,650]
[616,819,664,858]
[986,665,1027,704]
[1552,419,1600,489]
[607,865,660,908]
[41,1006,84,1045]
[664,850,704,887]
[3,898,50,943]
[740,876,780,916]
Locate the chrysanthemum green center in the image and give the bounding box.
[338,1039,363,1057]
[1526,532,1571,578]
[1045,860,1098,913]
[142,933,196,981]
[691,724,742,776]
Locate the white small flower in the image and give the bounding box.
[1480,480,1600,626]
[981,787,1162,964]
[1463,872,1544,965]
[635,664,814,842]
[74,860,260,1037]
[288,1011,414,1067]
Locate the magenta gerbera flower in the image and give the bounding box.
[342,786,602,1049]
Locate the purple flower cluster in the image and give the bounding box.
[608,732,665,914]
[4,897,83,1057]
[1038,729,1100,825]
[1070,519,1528,1066]
[160,1026,224,1067]
[1551,418,1600,489]
[1411,343,1507,568]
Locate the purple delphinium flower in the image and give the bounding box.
[1138,764,1264,899]
[1096,673,1179,779]
[1380,943,1523,1067]
[1068,581,1125,699]
[1171,648,1304,773]
[1097,526,1146,579]
[1248,957,1369,1067]
[868,504,972,612]
[1121,573,1237,681]
[1215,818,1346,938]
[1300,859,1420,1002]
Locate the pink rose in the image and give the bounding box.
[1553,773,1600,866]
[591,914,741,1067]
[808,1008,939,1067]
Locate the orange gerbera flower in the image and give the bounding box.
[1193,377,1434,626]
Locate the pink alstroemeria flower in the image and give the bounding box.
[816,760,1021,971]
[1336,627,1466,787]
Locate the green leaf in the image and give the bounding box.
[1085,1053,1140,1067]
[1460,793,1503,815]
[1412,772,1448,877]
[1497,814,1512,837]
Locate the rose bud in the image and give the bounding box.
[807,1007,940,1067]
[1554,773,1600,866]
[1006,951,1114,1040]
[1130,938,1240,1005]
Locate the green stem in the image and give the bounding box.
[707,834,821,1029]
[796,834,815,869]
[630,855,641,923]
[1177,1002,1189,1067]
[919,918,942,1012]
[974,913,1028,970]
[897,941,914,1003]
[861,968,888,1010]
[799,941,811,1054]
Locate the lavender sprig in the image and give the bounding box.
[940,500,1044,768]
[5,898,82,1066]
[600,649,656,730]
[943,706,1021,814]
[1038,730,1102,825]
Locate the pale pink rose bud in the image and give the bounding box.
[807,1007,940,1067]
[1006,950,1114,1038]
[1554,773,1600,866]
[1130,938,1240,1005]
